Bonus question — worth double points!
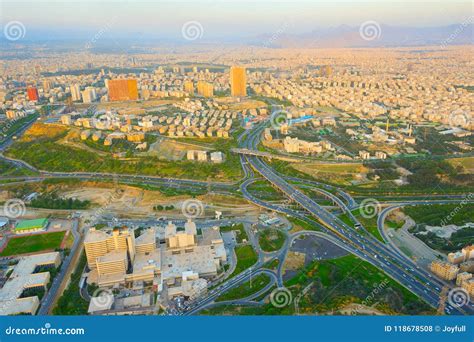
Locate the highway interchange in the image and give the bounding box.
[236,118,474,316]
[0,110,473,316]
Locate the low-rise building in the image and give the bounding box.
[14,218,49,235]
[0,252,60,315]
[210,151,224,163]
[456,272,473,286]
[448,251,466,264]
[430,260,459,280]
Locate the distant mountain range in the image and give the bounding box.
[0,23,472,52]
[248,23,474,48]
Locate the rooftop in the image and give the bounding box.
[15,218,48,231]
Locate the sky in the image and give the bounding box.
[1,0,472,41]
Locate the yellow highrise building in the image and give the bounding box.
[230,66,247,97]
[184,80,194,95]
[84,227,135,269]
[197,81,214,97]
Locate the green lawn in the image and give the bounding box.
[385,218,404,230]
[288,217,321,232]
[202,255,434,316]
[230,245,258,278]
[403,203,474,252]
[403,203,474,227]
[220,223,248,243]
[258,228,286,252]
[0,231,66,256]
[247,180,286,201]
[338,209,384,242]
[6,133,242,181]
[216,274,271,302]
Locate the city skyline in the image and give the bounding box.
[0,1,472,340]
[1,0,473,43]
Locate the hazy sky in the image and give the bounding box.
[1,0,472,40]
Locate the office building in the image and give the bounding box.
[108,79,138,101]
[430,261,459,280]
[230,66,247,97]
[197,81,213,97]
[71,84,82,101]
[461,278,474,297]
[85,220,227,302]
[456,272,473,286]
[448,251,466,264]
[81,87,96,104]
[462,245,474,259]
[0,252,60,315]
[184,80,194,95]
[84,227,136,269]
[43,80,52,92]
[27,86,39,101]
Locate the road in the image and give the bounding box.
[37,219,81,315]
[2,108,473,316]
[238,119,473,315]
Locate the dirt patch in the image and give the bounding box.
[292,162,368,185]
[284,251,306,271]
[147,138,211,161]
[21,123,67,141]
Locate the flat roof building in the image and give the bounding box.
[14,218,48,234]
[0,252,60,315]
[230,66,247,97]
[108,79,138,102]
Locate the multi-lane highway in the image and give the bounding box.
[2,110,473,316]
[238,119,473,315]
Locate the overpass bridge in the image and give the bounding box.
[231,148,303,163]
